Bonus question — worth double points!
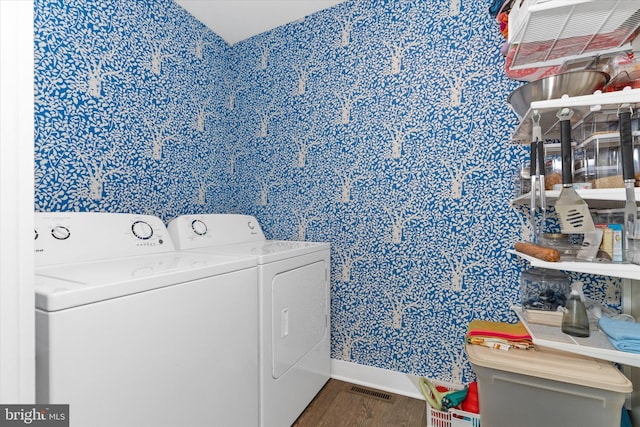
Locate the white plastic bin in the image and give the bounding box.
[425,380,480,427]
[466,344,632,427]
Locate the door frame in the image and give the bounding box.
[0,0,35,403]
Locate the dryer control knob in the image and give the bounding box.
[51,225,70,240]
[34,229,39,240]
[191,219,207,236]
[247,221,255,230]
[131,220,153,240]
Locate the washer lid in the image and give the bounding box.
[185,240,330,264]
[35,252,256,311]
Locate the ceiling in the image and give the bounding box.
[174,0,348,45]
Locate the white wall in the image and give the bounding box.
[0,0,35,403]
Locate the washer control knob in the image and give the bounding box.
[247,221,255,230]
[34,229,39,240]
[131,220,153,240]
[191,219,207,236]
[51,225,71,240]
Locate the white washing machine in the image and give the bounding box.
[168,214,330,427]
[34,212,259,427]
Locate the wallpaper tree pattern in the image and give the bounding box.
[34,0,232,217]
[34,0,621,383]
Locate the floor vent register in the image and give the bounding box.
[348,385,396,403]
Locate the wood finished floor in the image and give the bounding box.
[292,379,427,427]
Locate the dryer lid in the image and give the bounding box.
[184,240,330,264]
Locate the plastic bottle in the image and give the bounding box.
[561,282,590,337]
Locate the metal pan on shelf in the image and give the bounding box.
[508,70,610,118]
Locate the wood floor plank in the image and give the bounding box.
[292,379,346,426]
[293,379,426,427]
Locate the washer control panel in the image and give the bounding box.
[131,220,154,240]
[191,219,208,236]
[51,225,71,240]
[35,212,174,267]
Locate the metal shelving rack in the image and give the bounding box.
[511,88,640,144]
[509,89,640,368]
[511,250,640,281]
[512,304,640,368]
[505,2,640,422]
[512,188,640,209]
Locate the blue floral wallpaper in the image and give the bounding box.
[34,0,621,384]
[34,0,232,216]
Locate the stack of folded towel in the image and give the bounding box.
[467,319,534,350]
[599,316,640,354]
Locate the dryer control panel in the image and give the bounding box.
[168,214,266,250]
[35,212,175,267]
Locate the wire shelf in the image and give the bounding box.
[508,0,640,70]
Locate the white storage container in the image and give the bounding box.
[466,344,632,427]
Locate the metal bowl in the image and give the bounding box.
[508,70,610,117]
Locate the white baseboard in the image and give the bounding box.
[330,359,425,401]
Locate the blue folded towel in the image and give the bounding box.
[599,316,640,353]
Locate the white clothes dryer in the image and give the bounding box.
[168,214,330,427]
[35,212,259,427]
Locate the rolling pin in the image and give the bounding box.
[514,242,560,262]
